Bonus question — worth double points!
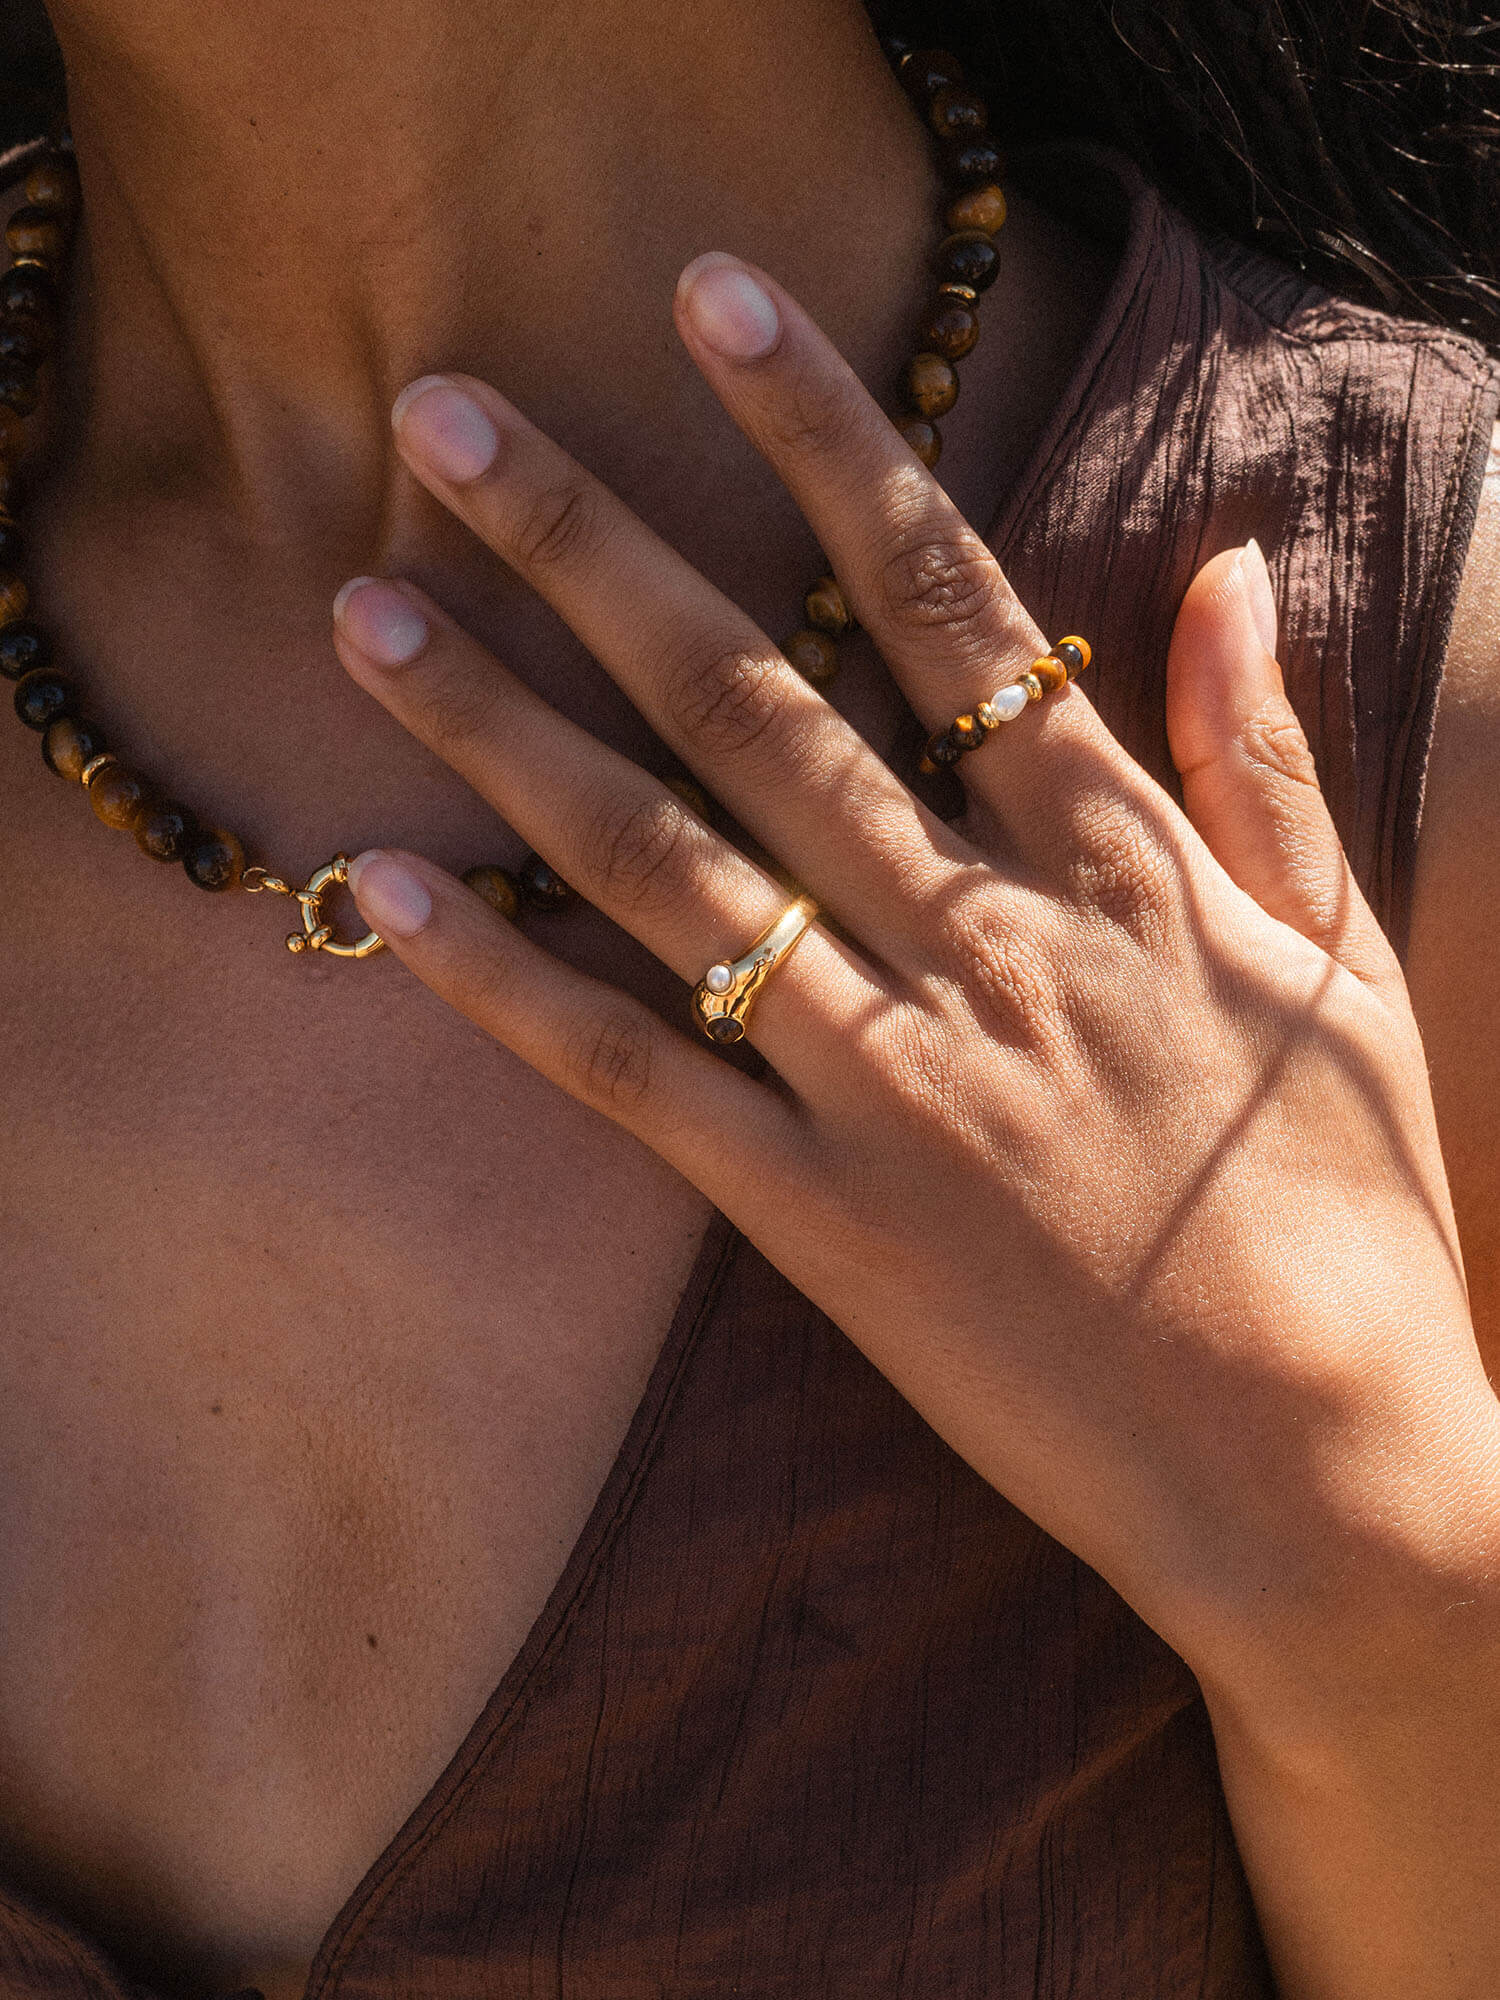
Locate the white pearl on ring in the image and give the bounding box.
[704,962,735,995]
[988,682,1030,721]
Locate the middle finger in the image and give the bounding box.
[389,372,971,963]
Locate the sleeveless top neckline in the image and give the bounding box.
[3,141,1497,2000]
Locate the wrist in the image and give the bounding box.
[1188,1375,1500,1752]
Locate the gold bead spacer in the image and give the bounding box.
[975,700,1000,731]
[936,282,979,303]
[1019,672,1045,703]
[79,752,119,789]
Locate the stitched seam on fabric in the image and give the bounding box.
[304,1218,745,1997]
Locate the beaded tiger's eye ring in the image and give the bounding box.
[918,636,1092,774]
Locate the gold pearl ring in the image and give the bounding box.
[692,894,820,1045]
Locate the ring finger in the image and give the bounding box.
[332,575,888,1076]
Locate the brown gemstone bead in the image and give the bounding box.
[5,209,67,267]
[928,85,988,141]
[931,231,1001,293]
[24,159,79,217]
[945,183,1007,235]
[14,666,72,730]
[135,799,196,863]
[917,294,980,362]
[0,573,29,624]
[942,135,1006,189]
[182,826,246,892]
[950,713,986,751]
[921,730,964,770]
[88,762,151,830]
[803,574,852,636]
[0,619,48,679]
[0,315,50,369]
[784,627,839,685]
[1057,633,1092,671]
[1031,654,1068,693]
[41,714,107,782]
[461,862,521,921]
[897,416,943,469]
[0,364,38,417]
[517,851,572,908]
[904,352,959,420]
[901,47,964,99]
[0,266,54,319]
[663,775,711,817]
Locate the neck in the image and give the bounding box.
[46,0,938,555]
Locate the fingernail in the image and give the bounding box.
[346,850,433,938]
[1238,539,1279,658]
[678,253,782,360]
[333,578,430,667]
[392,376,500,482]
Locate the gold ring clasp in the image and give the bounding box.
[244,854,387,959]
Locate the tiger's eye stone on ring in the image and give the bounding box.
[1057,634,1092,670]
[1031,654,1069,692]
[462,863,521,921]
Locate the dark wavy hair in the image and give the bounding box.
[5,0,1499,345]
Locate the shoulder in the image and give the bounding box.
[1405,424,1500,1370]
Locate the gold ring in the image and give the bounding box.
[692,894,819,1044]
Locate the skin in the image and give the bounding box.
[0,1,1497,1997]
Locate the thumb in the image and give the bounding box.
[1166,541,1402,995]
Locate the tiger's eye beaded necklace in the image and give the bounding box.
[0,36,1086,961]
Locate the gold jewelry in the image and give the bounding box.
[692,895,819,1044]
[0,36,1014,963]
[918,637,1093,774]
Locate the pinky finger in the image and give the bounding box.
[346,845,803,1216]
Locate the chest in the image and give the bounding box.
[0,797,711,1994]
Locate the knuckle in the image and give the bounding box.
[1062,803,1186,950]
[566,1007,656,1112]
[761,362,861,462]
[938,892,1061,1034]
[664,640,786,763]
[417,654,505,757]
[509,475,608,573]
[582,791,697,915]
[877,533,1003,641]
[1240,704,1323,791]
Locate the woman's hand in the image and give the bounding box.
[331,253,1500,1993]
